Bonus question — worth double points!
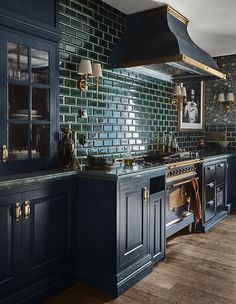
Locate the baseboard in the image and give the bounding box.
[79,257,153,297]
[0,264,79,304]
[116,261,153,296]
[226,201,236,213]
[202,211,228,233]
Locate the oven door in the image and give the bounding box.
[166,177,196,237]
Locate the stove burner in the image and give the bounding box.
[136,152,200,167]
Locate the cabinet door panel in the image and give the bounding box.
[150,191,165,263]
[205,183,215,202]
[21,182,76,282]
[216,162,225,185]
[216,186,225,211]
[0,194,21,298]
[31,194,69,266]
[205,200,215,222]
[204,165,215,184]
[0,29,58,173]
[119,178,149,269]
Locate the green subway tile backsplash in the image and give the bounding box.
[59,0,204,162]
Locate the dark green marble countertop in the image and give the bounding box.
[78,163,167,181]
[0,151,235,187]
[0,169,78,191]
[78,151,236,180]
[199,151,236,162]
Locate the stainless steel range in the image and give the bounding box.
[165,157,202,238]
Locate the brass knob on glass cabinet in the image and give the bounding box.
[23,201,30,219]
[2,145,8,163]
[15,202,22,221]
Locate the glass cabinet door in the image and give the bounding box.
[7,40,52,161]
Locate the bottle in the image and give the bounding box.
[167,132,172,153]
[171,134,179,152]
[156,134,160,152]
[162,132,166,154]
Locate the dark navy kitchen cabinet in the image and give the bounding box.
[119,177,149,270]
[149,191,165,263]
[149,173,166,263]
[78,174,152,296]
[0,177,78,304]
[198,157,228,232]
[226,155,236,212]
[0,193,21,300]
[0,0,58,30]
[0,0,59,42]
[0,0,59,175]
[78,168,166,296]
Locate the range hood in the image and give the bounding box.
[108,6,226,82]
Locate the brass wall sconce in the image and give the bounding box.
[78,59,103,98]
[170,84,187,110]
[217,92,235,111]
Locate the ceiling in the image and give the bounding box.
[102,0,236,57]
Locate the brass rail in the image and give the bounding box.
[172,177,199,188]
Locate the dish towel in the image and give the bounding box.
[191,177,202,224]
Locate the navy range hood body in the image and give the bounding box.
[108,6,226,82]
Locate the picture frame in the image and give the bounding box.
[178,81,204,131]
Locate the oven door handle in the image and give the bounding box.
[172,177,199,188]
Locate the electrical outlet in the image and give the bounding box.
[79,134,86,146]
[79,108,88,119]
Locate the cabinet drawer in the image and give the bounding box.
[205,183,215,202]
[216,162,225,185]
[205,199,215,222]
[204,165,215,184]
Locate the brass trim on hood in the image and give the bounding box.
[123,54,226,80]
[181,55,226,80]
[143,6,189,25]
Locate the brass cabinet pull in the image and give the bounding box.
[23,201,30,219]
[15,202,22,221]
[2,145,8,163]
[143,187,150,202]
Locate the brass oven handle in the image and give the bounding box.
[143,187,150,202]
[23,201,30,219]
[172,177,199,188]
[15,202,22,221]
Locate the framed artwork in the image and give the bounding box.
[178,81,204,131]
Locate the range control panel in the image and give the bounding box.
[166,159,202,183]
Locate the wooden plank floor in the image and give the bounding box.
[45,211,236,304]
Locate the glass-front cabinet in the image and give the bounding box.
[0,30,58,173]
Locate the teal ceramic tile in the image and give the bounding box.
[59,0,205,161]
